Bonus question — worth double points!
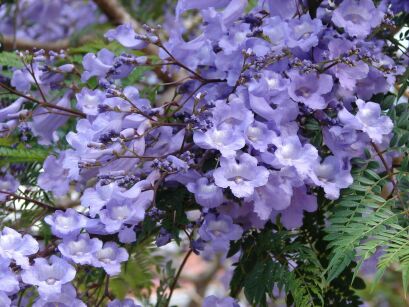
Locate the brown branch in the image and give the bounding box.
[92,0,182,84]
[92,0,157,55]
[0,190,55,211]
[1,36,70,51]
[0,82,86,118]
[166,249,194,307]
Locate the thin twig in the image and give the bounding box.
[0,190,55,211]
[166,249,194,307]
[0,82,85,118]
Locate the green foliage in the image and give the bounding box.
[110,240,162,302]
[0,51,24,68]
[229,224,324,307]
[0,144,51,165]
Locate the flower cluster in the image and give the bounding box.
[0,0,105,43]
[0,0,406,305]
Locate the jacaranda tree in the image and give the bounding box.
[0,0,409,306]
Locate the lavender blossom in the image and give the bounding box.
[58,233,103,265]
[21,256,76,298]
[288,71,333,110]
[332,0,384,38]
[0,227,39,268]
[213,153,269,198]
[92,242,129,276]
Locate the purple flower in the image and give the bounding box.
[29,92,71,145]
[0,172,19,202]
[81,49,115,82]
[93,242,128,276]
[312,156,353,199]
[266,0,301,20]
[213,153,269,198]
[288,71,333,110]
[118,226,137,244]
[99,191,153,232]
[0,98,24,122]
[272,135,319,179]
[249,172,294,220]
[199,213,243,252]
[287,14,323,52]
[193,126,246,157]
[108,299,141,307]
[0,292,11,307]
[58,233,102,265]
[327,38,369,91]
[32,283,86,307]
[332,0,384,38]
[0,257,19,294]
[0,227,39,268]
[202,295,240,307]
[186,176,225,208]
[44,209,89,238]
[105,24,147,50]
[75,88,106,116]
[21,256,76,298]
[245,121,277,152]
[271,186,317,229]
[38,154,70,197]
[338,99,393,144]
[176,0,231,19]
[261,16,288,51]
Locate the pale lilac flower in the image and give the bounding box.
[0,257,19,294]
[99,191,153,232]
[327,38,369,91]
[312,156,353,199]
[29,92,71,145]
[245,121,277,152]
[118,226,137,244]
[108,298,141,307]
[0,227,39,268]
[38,154,70,197]
[288,71,333,110]
[213,153,269,198]
[271,186,317,229]
[199,213,243,252]
[202,295,240,307]
[0,172,19,202]
[287,14,323,52]
[93,242,128,276]
[272,135,319,179]
[193,125,245,158]
[249,172,294,220]
[105,24,147,50]
[0,292,11,307]
[0,98,24,122]
[21,256,76,298]
[262,16,288,51]
[58,233,103,265]
[75,88,106,116]
[338,99,393,144]
[81,49,115,82]
[332,0,384,38]
[44,209,89,238]
[32,284,86,307]
[186,176,225,208]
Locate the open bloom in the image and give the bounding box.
[213,153,269,198]
[288,71,333,110]
[92,242,128,276]
[21,256,76,298]
[332,0,384,38]
[0,227,39,268]
[58,233,103,265]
